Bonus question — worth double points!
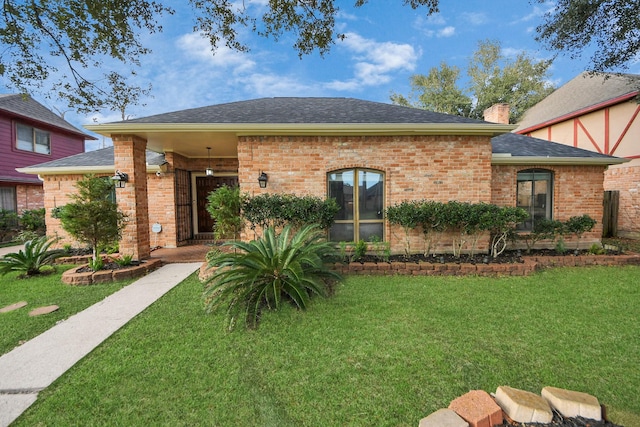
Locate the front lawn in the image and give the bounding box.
[14,266,640,426]
[0,266,133,356]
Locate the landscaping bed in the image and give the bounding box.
[497,412,622,426]
[61,258,163,285]
[329,249,640,276]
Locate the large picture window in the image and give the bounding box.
[516,169,553,231]
[328,168,384,242]
[16,123,50,154]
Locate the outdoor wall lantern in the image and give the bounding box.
[258,171,268,188]
[159,161,170,173]
[205,147,214,176]
[111,170,129,188]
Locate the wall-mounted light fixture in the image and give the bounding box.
[111,170,129,188]
[258,171,268,188]
[159,161,170,174]
[206,147,213,176]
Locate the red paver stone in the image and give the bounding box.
[29,305,59,317]
[0,301,27,313]
[449,390,503,427]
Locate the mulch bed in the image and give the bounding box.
[497,410,623,426]
[345,249,623,265]
[75,261,141,273]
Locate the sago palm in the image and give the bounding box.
[0,237,63,277]
[203,224,342,330]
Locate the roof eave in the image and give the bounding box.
[16,164,163,176]
[491,155,629,166]
[85,122,516,137]
[16,166,116,175]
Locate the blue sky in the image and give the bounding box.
[3,0,637,151]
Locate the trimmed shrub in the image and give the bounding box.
[564,214,597,250]
[242,193,339,234]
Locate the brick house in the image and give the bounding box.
[515,73,640,238]
[19,98,624,260]
[0,94,92,214]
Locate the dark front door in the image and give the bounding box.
[195,176,238,234]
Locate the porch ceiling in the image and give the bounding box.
[130,130,238,158]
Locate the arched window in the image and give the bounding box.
[327,168,384,242]
[516,169,553,231]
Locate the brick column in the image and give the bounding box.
[113,135,150,260]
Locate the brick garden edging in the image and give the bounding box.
[331,254,640,277]
[61,258,163,285]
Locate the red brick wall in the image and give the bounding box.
[605,164,640,238]
[44,172,180,250]
[15,184,44,212]
[43,174,111,246]
[113,136,150,260]
[491,164,606,247]
[238,135,493,253]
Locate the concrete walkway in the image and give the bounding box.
[0,262,201,427]
[0,245,24,258]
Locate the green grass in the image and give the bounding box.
[14,267,640,426]
[0,266,134,355]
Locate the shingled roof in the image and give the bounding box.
[0,94,91,137]
[516,72,640,132]
[492,133,624,164]
[16,146,166,174]
[119,97,487,125]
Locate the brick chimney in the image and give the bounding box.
[483,103,510,124]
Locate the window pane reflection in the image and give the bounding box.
[358,170,383,220]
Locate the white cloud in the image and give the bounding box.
[501,47,525,58]
[176,32,256,73]
[511,1,555,25]
[333,32,419,88]
[240,73,317,98]
[437,26,456,38]
[462,12,488,25]
[425,13,446,26]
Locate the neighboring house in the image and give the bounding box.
[515,73,640,237]
[0,94,93,214]
[19,98,624,260]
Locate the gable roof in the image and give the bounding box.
[516,72,640,133]
[0,94,93,138]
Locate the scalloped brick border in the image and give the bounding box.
[61,258,163,285]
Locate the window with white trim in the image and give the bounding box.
[328,168,384,242]
[16,123,50,154]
